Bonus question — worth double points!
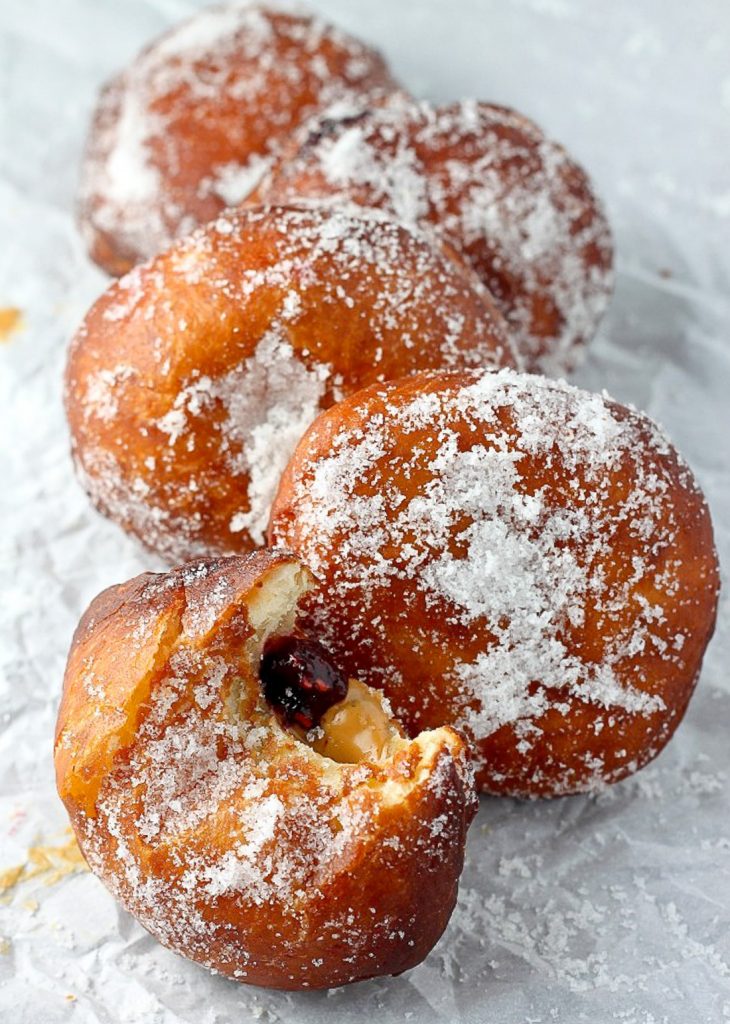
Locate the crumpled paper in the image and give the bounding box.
[1,0,729,1021]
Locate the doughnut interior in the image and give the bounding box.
[55,552,476,989]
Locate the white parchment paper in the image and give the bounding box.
[1,1,729,1021]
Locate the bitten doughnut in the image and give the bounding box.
[65,204,515,562]
[78,4,398,275]
[252,96,614,374]
[55,551,476,989]
[269,368,720,797]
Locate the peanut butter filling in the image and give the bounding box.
[312,679,400,764]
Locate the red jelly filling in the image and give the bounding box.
[259,635,348,731]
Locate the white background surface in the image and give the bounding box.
[1,1,729,1021]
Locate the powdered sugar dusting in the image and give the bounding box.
[79,3,398,269]
[272,368,717,794]
[255,95,614,374]
[81,364,135,422]
[201,153,273,207]
[66,560,475,987]
[68,205,515,560]
[217,332,331,545]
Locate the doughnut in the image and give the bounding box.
[78,4,399,275]
[65,204,516,562]
[54,551,477,989]
[252,96,614,374]
[269,368,720,797]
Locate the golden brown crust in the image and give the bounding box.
[269,368,720,797]
[78,4,399,275]
[55,551,289,817]
[252,96,614,374]
[65,204,515,562]
[55,551,476,989]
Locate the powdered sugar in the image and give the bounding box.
[68,205,514,560]
[63,558,475,988]
[81,365,135,422]
[256,95,614,374]
[215,332,331,545]
[151,4,279,62]
[99,90,161,209]
[272,368,717,794]
[82,327,329,552]
[201,154,273,207]
[145,329,331,534]
[78,3,398,271]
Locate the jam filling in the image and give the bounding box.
[259,635,348,731]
